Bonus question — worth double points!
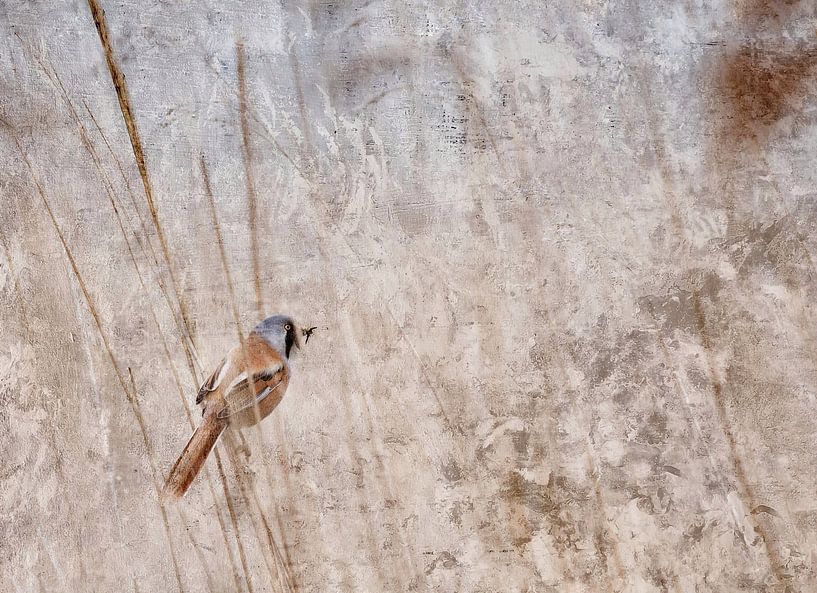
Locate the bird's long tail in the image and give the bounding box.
[162,414,226,501]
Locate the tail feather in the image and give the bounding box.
[162,414,226,501]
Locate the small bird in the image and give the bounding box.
[162,315,308,501]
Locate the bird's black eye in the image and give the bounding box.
[285,324,292,331]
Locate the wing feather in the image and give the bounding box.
[196,357,228,404]
[218,383,277,419]
[218,364,284,418]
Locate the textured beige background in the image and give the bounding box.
[2,1,817,592]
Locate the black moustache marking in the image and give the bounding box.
[302,326,318,344]
[285,330,294,358]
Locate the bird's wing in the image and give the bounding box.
[196,356,230,404]
[217,364,285,419]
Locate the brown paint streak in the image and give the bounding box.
[4,122,186,593]
[203,58,309,183]
[40,33,248,588]
[235,40,265,317]
[230,42,410,577]
[200,158,245,346]
[31,55,247,591]
[224,444,281,590]
[701,6,814,585]
[689,294,788,583]
[585,440,627,591]
[176,506,217,593]
[212,448,257,593]
[128,370,188,592]
[193,161,272,593]
[534,307,622,593]
[197,446,253,593]
[85,0,197,355]
[211,52,312,564]
[79,98,202,384]
[284,13,484,585]
[631,23,789,580]
[201,156,298,589]
[286,44,317,172]
[223,433,296,593]
[265,417,297,577]
[277,24,468,583]
[624,27,787,583]
[448,52,507,177]
[0,228,31,339]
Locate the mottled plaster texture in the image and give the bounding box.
[1,1,817,592]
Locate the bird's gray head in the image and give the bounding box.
[254,314,301,358]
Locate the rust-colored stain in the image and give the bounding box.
[735,0,804,26]
[717,45,817,145]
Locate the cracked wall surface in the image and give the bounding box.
[1,1,817,592]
